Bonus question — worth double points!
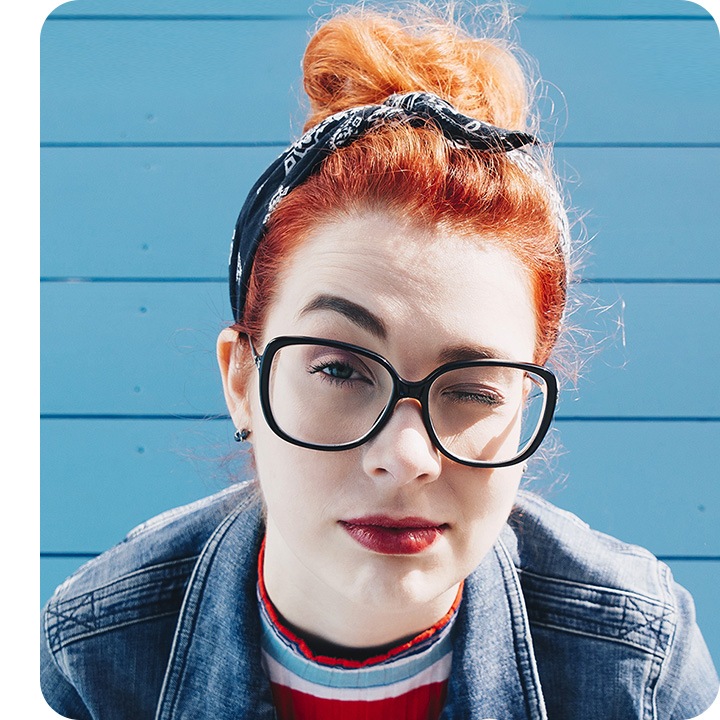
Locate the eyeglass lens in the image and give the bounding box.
[266,342,549,464]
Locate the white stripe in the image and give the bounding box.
[262,649,453,701]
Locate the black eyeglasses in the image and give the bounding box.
[248,336,557,469]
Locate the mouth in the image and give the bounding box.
[339,515,448,555]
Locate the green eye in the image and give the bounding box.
[322,363,354,379]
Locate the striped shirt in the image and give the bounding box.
[257,543,461,719]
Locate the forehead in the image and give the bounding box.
[264,211,537,362]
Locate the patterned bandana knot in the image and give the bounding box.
[229,91,568,322]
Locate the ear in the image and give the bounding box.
[217,327,254,432]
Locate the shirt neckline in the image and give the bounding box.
[256,536,463,669]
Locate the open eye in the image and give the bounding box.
[307,351,374,386]
[313,360,359,380]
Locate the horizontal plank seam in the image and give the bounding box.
[39,142,720,149]
[38,277,720,285]
[45,14,310,21]
[521,15,713,21]
[579,279,720,285]
[40,277,228,283]
[39,413,720,422]
[41,141,290,149]
[41,414,231,420]
[40,552,720,561]
[43,14,715,22]
[554,416,720,422]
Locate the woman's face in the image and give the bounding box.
[223,210,537,642]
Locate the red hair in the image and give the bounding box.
[238,6,569,366]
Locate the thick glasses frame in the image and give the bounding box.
[248,335,558,469]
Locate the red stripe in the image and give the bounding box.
[257,537,463,668]
[270,680,448,720]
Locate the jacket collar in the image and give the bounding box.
[155,500,546,720]
[155,498,276,719]
[441,532,547,719]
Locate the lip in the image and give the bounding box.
[339,515,448,555]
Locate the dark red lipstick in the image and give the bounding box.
[340,515,447,555]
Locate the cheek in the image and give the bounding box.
[249,412,358,531]
[450,466,522,549]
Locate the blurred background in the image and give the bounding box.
[41,0,719,666]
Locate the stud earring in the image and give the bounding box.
[234,428,251,442]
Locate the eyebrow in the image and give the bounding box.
[298,294,388,339]
[437,344,511,363]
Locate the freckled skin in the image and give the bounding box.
[219,210,537,649]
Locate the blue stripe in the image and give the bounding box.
[524,15,713,21]
[259,601,455,689]
[46,15,310,21]
[45,14,714,22]
[554,416,720,422]
[40,277,226,283]
[39,277,720,285]
[40,414,720,423]
[554,142,720,148]
[41,414,230,421]
[579,278,720,285]
[40,141,291,148]
[40,142,720,150]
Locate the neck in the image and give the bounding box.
[261,527,461,649]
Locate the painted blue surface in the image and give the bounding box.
[40,0,720,669]
[40,417,719,556]
[40,418,235,552]
[41,17,720,144]
[47,0,713,19]
[40,282,720,417]
[40,146,720,279]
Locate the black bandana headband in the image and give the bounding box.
[229,91,569,322]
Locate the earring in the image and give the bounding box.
[234,428,251,442]
[521,463,528,473]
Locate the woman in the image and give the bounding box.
[41,5,718,719]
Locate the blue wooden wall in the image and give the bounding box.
[41,0,720,669]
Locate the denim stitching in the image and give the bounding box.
[47,593,96,649]
[518,569,675,657]
[46,557,198,651]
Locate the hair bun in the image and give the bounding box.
[302,7,531,131]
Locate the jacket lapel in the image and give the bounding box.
[155,497,276,720]
[441,534,547,720]
[155,498,545,720]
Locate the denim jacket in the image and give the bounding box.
[41,483,719,719]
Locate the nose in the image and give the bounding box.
[362,399,442,486]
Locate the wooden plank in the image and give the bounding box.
[564,283,720,417]
[40,282,720,416]
[518,0,712,18]
[40,417,717,556]
[40,146,276,278]
[41,418,241,552]
[40,19,311,144]
[557,148,720,280]
[517,19,720,144]
[543,421,718,556]
[41,281,230,416]
[41,18,720,144]
[47,0,316,18]
[665,560,720,670]
[40,146,719,280]
[46,0,713,20]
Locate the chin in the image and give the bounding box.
[337,551,458,609]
